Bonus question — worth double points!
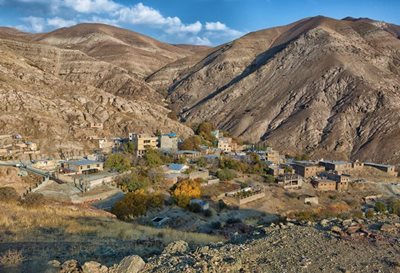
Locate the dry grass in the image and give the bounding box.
[0,250,24,266]
[0,201,223,245]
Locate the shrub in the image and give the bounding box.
[226,218,242,225]
[188,202,202,213]
[179,136,202,151]
[105,153,131,172]
[117,173,149,192]
[144,149,164,167]
[195,121,216,143]
[216,169,236,181]
[112,191,163,220]
[263,174,275,184]
[211,221,221,229]
[374,201,386,213]
[172,179,202,208]
[387,199,400,216]
[196,157,207,168]
[204,209,213,217]
[365,209,374,218]
[22,193,45,207]
[0,250,24,266]
[0,187,19,202]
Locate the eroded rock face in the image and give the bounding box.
[158,16,400,163]
[0,37,193,156]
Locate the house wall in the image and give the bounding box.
[313,180,336,191]
[159,135,178,151]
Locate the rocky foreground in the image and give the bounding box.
[46,216,400,273]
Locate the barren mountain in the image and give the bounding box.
[33,23,197,78]
[0,36,192,156]
[159,16,400,163]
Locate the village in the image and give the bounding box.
[1,123,400,236]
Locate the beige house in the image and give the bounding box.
[159,133,178,151]
[218,137,236,153]
[129,133,159,157]
[266,148,281,164]
[62,159,104,175]
[291,161,325,178]
[277,174,303,189]
[364,162,398,177]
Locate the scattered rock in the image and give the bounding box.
[60,259,82,273]
[110,255,145,273]
[82,261,108,273]
[162,240,189,255]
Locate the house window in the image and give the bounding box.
[87,165,91,169]
[97,164,100,167]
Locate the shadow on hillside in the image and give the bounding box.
[0,198,283,273]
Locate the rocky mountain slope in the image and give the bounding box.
[0,35,192,156]
[156,16,400,163]
[33,23,198,78]
[46,216,400,273]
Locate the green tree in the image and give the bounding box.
[196,157,207,168]
[196,121,216,143]
[122,142,136,154]
[263,174,276,184]
[117,173,149,192]
[144,149,164,167]
[179,136,202,151]
[216,168,236,181]
[112,190,163,220]
[105,153,131,172]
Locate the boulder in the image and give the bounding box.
[111,255,145,273]
[162,240,189,255]
[320,219,330,227]
[82,261,108,273]
[60,259,82,273]
[380,224,397,233]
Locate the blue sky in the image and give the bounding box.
[0,0,398,46]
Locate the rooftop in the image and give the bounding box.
[67,159,103,166]
[364,162,394,168]
[320,160,350,165]
[168,163,188,171]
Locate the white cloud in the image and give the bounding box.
[205,21,243,38]
[12,1,243,45]
[205,21,228,31]
[47,17,76,28]
[117,3,202,34]
[21,16,45,32]
[188,36,212,46]
[64,0,120,13]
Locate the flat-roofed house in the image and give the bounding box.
[62,159,104,175]
[218,137,233,153]
[129,133,159,157]
[159,133,178,152]
[291,161,324,178]
[364,162,398,177]
[311,178,337,191]
[319,160,352,172]
[277,174,303,189]
[266,148,280,165]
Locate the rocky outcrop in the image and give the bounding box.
[0,37,193,156]
[53,215,399,273]
[156,16,400,163]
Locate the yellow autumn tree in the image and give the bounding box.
[172,179,202,208]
